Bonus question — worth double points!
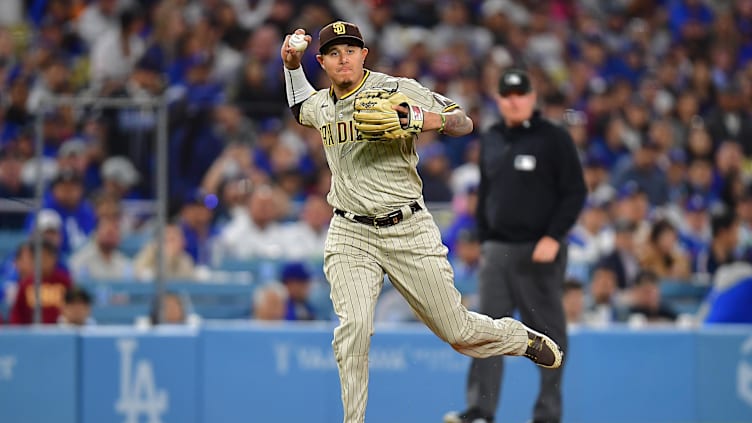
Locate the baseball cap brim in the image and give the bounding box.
[319,36,364,53]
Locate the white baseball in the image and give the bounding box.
[289,34,308,52]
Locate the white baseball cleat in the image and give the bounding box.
[522,324,563,369]
[443,410,492,423]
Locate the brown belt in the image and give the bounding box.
[334,202,422,228]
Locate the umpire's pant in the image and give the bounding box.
[466,241,568,423]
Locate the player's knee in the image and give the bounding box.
[335,315,375,341]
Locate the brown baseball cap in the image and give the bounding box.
[318,21,364,54]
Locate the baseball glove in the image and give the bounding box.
[353,88,424,141]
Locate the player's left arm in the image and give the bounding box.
[423,108,473,137]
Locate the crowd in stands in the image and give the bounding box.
[1,0,752,326]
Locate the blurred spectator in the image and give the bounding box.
[231,33,288,123]
[611,181,652,246]
[90,6,146,88]
[26,57,73,114]
[99,156,140,200]
[443,184,478,254]
[639,219,691,280]
[449,228,481,309]
[418,142,453,202]
[167,52,225,202]
[611,138,669,206]
[76,0,121,48]
[200,142,264,221]
[176,190,218,267]
[665,148,689,203]
[0,241,36,309]
[626,270,678,323]
[568,196,612,280]
[252,282,287,321]
[686,126,714,162]
[585,265,627,326]
[10,240,72,325]
[685,157,718,203]
[670,91,701,145]
[58,286,95,327]
[29,209,61,246]
[133,224,195,281]
[278,194,331,260]
[280,262,316,321]
[92,194,138,237]
[98,56,164,198]
[215,185,285,260]
[449,140,480,196]
[0,147,33,230]
[562,279,585,326]
[581,153,610,194]
[679,194,712,272]
[56,138,98,194]
[589,117,630,170]
[737,186,752,258]
[598,219,641,289]
[150,291,189,325]
[704,83,752,155]
[4,79,33,135]
[213,104,256,147]
[374,282,419,323]
[69,217,132,281]
[28,169,96,255]
[698,209,740,276]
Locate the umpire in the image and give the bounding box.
[446,69,587,423]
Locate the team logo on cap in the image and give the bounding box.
[333,22,346,34]
[506,74,521,85]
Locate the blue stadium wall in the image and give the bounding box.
[0,324,751,423]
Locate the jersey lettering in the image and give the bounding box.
[320,123,335,146]
[320,120,362,147]
[337,122,348,144]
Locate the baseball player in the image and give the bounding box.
[280,21,563,423]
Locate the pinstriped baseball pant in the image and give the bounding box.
[324,208,530,423]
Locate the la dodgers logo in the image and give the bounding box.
[115,339,168,423]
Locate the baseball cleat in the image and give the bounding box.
[443,408,493,423]
[523,325,563,369]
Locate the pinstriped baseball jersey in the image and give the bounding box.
[298,69,458,216]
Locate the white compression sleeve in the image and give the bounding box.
[284,66,316,107]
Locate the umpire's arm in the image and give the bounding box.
[546,128,587,240]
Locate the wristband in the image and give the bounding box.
[438,113,447,134]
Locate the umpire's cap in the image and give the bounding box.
[318,21,365,54]
[498,68,533,96]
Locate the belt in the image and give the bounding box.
[334,202,422,228]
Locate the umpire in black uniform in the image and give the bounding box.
[446,69,587,423]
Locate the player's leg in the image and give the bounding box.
[324,217,386,423]
[380,212,527,357]
[514,246,569,423]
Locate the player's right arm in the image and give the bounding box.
[281,28,316,125]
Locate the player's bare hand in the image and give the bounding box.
[532,236,559,263]
[281,29,312,70]
[393,104,409,127]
